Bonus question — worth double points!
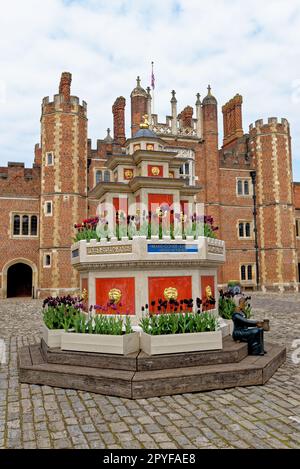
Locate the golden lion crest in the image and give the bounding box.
[163,287,178,301]
[108,288,122,304]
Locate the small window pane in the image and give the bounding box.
[247,265,253,280]
[45,254,51,266]
[104,171,110,182]
[31,216,38,236]
[296,220,299,237]
[22,215,29,235]
[47,153,53,165]
[179,166,184,175]
[245,222,251,237]
[239,223,244,237]
[237,180,243,195]
[244,180,249,195]
[96,171,102,184]
[184,163,189,174]
[241,265,246,281]
[46,202,52,214]
[13,215,20,235]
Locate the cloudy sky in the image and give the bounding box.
[1,0,300,178]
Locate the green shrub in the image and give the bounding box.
[218,297,236,319]
[218,295,252,319]
[227,280,241,287]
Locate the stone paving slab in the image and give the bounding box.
[1,293,300,449]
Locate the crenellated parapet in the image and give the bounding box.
[0,162,41,196]
[42,72,87,118]
[249,117,289,135]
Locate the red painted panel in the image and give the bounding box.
[113,197,128,214]
[148,276,192,313]
[180,200,189,214]
[148,194,173,213]
[81,278,88,294]
[95,277,135,315]
[148,165,164,178]
[148,194,174,225]
[201,275,216,311]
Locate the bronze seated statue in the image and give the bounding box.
[232,296,265,356]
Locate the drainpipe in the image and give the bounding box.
[250,170,260,290]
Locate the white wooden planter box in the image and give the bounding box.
[61,331,140,355]
[218,318,234,337]
[140,330,222,356]
[42,324,64,348]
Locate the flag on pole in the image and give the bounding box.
[151,61,155,90]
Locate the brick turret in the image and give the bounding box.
[112,96,126,145]
[202,85,220,231]
[249,117,298,291]
[131,77,147,137]
[39,72,88,297]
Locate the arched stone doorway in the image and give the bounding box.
[7,263,33,298]
[2,259,38,298]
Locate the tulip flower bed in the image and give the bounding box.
[73,212,218,242]
[139,311,222,355]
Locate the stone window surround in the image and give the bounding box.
[237,220,253,240]
[296,218,300,238]
[10,212,39,238]
[44,201,53,216]
[94,168,111,186]
[43,253,52,268]
[45,151,54,166]
[236,177,252,197]
[240,263,255,283]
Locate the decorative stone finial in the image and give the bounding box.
[171,90,177,103]
[131,76,147,98]
[207,85,212,95]
[196,93,201,105]
[104,127,113,143]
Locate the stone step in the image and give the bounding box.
[18,341,286,399]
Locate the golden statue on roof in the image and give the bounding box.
[140,114,149,129]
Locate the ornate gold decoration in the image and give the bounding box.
[164,287,178,301]
[151,166,160,176]
[205,285,213,299]
[87,245,132,255]
[133,143,141,151]
[108,288,122,304]
[169,171,174,178]
[81,288,88,302]
[140,114,149,129]
[124,169,133,180]
[146,143,154,151]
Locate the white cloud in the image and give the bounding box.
[0,0,300,179]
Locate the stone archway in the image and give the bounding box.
[2,259,38,299]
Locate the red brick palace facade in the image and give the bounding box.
[0,72,299,298]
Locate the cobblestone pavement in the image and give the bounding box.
[1,294,300,449]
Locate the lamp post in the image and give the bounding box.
[250,170,260,289]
